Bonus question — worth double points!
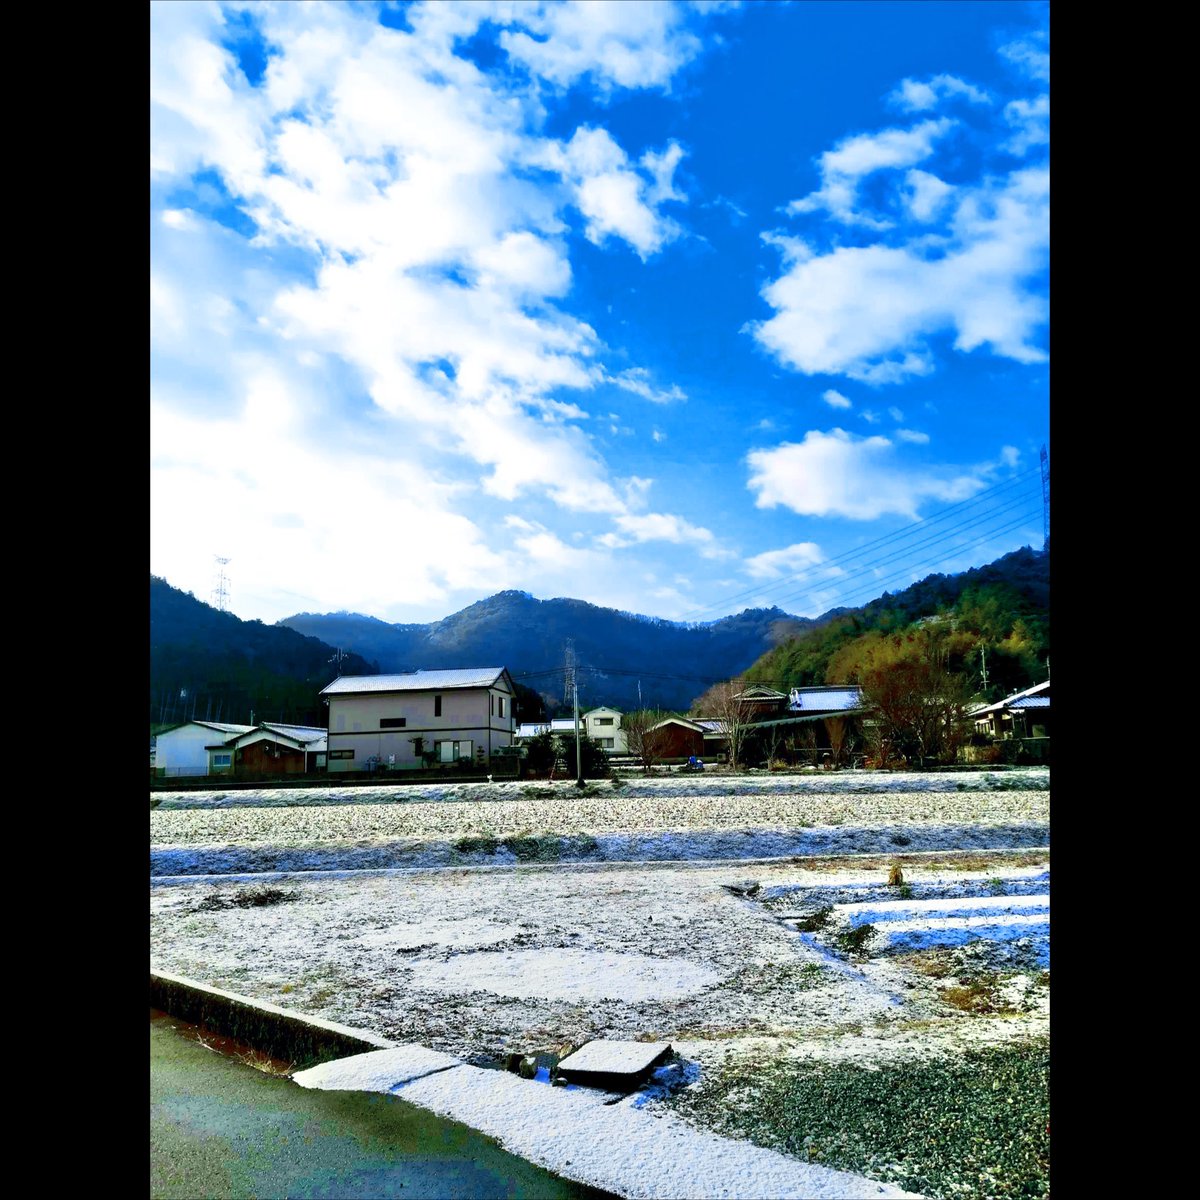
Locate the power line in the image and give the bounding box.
[679,465,1041,621]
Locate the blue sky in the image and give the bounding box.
[150,0,1049,626]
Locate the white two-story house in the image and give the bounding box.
[320,668,516,772]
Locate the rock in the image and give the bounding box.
[518,1055,538,1079]
[722,880,761,897]
[504,1052,523,1074]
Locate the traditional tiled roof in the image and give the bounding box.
[321,668,510,695]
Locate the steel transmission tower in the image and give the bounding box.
[212,556,231,611]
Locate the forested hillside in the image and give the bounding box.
[739,547,1049,703]
[150,577,378,727]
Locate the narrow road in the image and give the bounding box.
[151,1013,614,1199]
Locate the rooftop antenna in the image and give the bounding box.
[212,556,231,612]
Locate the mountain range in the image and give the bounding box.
[150,544,1048,724]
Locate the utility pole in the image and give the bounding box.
[573,670,583,787]
[980,645,989,693]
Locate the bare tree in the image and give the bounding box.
[623,709,674,774]
[697,679,755,771]
[824,716,850,768]
[858,658,974,768]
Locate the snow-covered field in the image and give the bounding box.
[150,770,1049,1197]
[150,771,1048,876]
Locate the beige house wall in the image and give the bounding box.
[326,683,513,771]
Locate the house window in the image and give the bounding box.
[329,749,355,760]
[598,738,614,749]
[498,696,505,719]
[380,717,407,728]
[490,694,495,716]
[595,717,614,726]
[212,753,231,767]
[434,695,442,717]
[436,739,472,763]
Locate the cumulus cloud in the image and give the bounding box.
[786,119,955,227]
[599,511,727,557]
[1004,94,1050,156]
[610,366,687,403]
[549,126,685,258]
[743,541,827,580]
[753,165,1049,382]
[746,428,987,520]
[497,0,705,93]
[889,74,991,113]
[896,428,930,444]
[822,389,852,410]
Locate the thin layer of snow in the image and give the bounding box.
[355,919,520,950]
[411,950,722,1003]
[558,1039,672,1075]
[294,1045,460,1091]
[153,766,1049,810]
[833,894,1050,924]
[294,1049,917,1199]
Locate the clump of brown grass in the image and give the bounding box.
[887,864,904,887]
[897,948,958,979]
[939,973,1005,1014]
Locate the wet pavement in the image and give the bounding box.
[150,1012,615,1199]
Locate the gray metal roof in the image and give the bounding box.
[258,723,328,745]
[1008,696,1050,710]
[175,720,255,735]
[751,709,871,730]
[321,668,510,696]
[787,686,862,712]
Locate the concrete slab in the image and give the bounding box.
[557,1039,672,1079]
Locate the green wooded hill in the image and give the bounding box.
[739,546,1049,703]
[150,576,379,727]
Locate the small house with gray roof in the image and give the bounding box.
[320,668,516,772]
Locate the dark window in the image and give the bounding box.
[498,697,505,718]
[596,717,614,726]
[434,695,442,717]
[380,717,407,728]
[329,749,355,760]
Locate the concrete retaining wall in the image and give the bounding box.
[150,968,396,1067]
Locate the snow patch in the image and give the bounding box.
[410,949,723,1002]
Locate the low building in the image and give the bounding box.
[321,667,515,772]
[209,723,328,775]
[515,708,629,754]
[970,680,1050,740]
[154,720,255,777]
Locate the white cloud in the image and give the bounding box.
[888,406,904,421]
[1004,95,1050,156]
[889,75,991,113]
[746,428,987,520]
[651,429,667,443]
[609,366,687,403]
[551,126,684,258]
[786,119,955,227]
[599,511,727,557]
[1000,36,1050,83]
[150,372,507,620]
[743,541,826,580]
[498,0,705,93]
[822,389,852,410]
[640,141,687,204]
[754,166,1049,382]
[896,429,929,444]
[902,169,954,222]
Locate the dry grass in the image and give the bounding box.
[791,849,1048,874]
